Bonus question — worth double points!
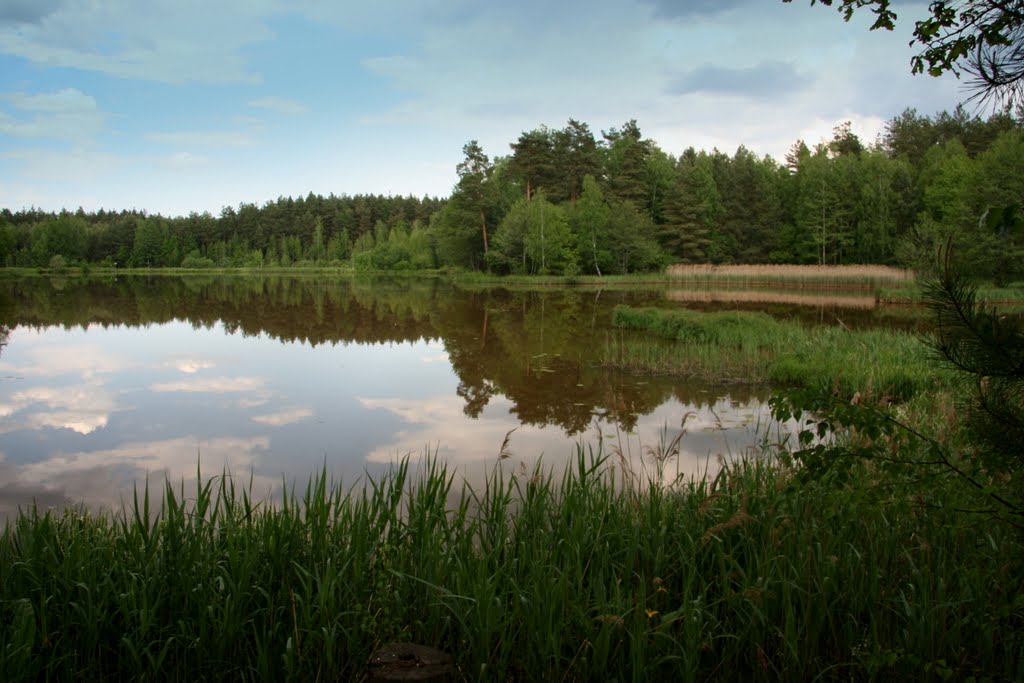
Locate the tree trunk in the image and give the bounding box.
[480,208,488,253]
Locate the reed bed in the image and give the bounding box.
[1,448,1021,682]
[666,264,915,288]
[608,306,941,401]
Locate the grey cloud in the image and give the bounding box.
[0,0,65,26]
[0,1,270,84]
[0,456,75,523]
[0,481,76,523]
[644,0,749,20]
[668,61,811,99]
[0,459,145,524]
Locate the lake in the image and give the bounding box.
[0,274,912,518]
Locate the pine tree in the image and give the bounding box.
[603,120,649,209]
[509,128,555,201]
[553,119,601,206]
[455,140,494,255]
[658,156,718,262]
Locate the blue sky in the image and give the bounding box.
[0,0,964,217]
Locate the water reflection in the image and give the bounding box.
[0,436,278,521]
[0,385,114,435]
[665,287,877,309]
[0,274,877,518]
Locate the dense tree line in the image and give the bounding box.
[433,108,1023,279]
[2,106,1022,279]
[0,193,444,270]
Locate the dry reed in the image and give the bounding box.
[666,263,915,285]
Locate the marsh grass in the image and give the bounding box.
[608,306,943,401]
[1,442,1022,682]
[877,281,1024,305]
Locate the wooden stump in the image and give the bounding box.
[368,643,454,682]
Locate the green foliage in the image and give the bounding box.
[767,239,1024,526]
[569,175,613,275]
[30,214,87,267]
[490,194,578,275]
[610,305,939,400]
[553,118,601,204]
[47,254,67,272]
[1,451,1021,681]
[659,152,720,262]
[508,127,556,201]
[921,252,1024,510]
[603,119,650,208]
[179,251,216,269]
[353,221,436,271]
[0,223,15,267]
[606,199,666,273]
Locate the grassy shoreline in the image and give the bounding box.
[1,452,1020,681]
[606,305,946,401]
[7,264,1024,306]
[0,263,913,286]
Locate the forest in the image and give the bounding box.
[1,106,1022,281]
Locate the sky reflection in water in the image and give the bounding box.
[0,277,800,518]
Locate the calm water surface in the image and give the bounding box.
[0,275,907,517]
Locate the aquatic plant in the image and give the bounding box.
[0,445,1020,681]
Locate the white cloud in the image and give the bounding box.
[18,435,271,481]
[247,96,308,116]
[251,407,314,426]
[166,358,217,374]
[237,397,271,409]
[1,146,122,182]
[145,130,257,148]
[151,376,266,393]
[357,392,782,480]
[162,151,211,169]
[8,87,95,113]
[0,87,106,140]
[0,342,134,379]
[0,181,59,210]
[0,384,117,435]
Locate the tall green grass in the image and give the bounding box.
[1,449,1020,681]
[608,306,943,401]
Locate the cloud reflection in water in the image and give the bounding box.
[358,392,781,482]
[0,436,275,520]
